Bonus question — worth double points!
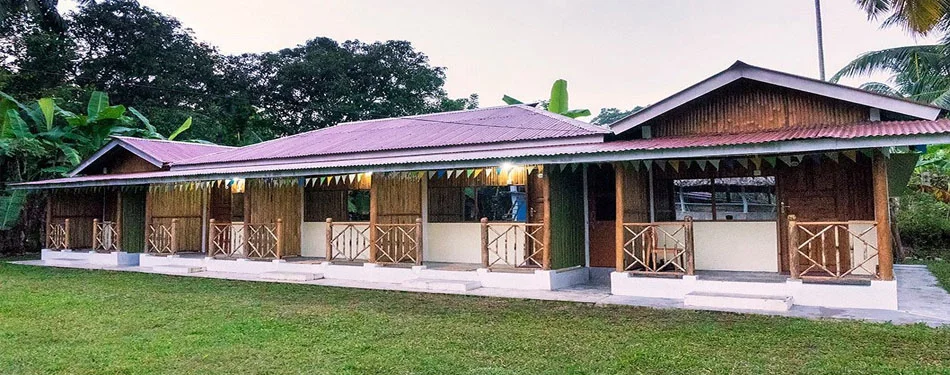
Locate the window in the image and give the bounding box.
[428,185,526,222]
[304,188,370,222]
[673,176,776,221]
[346,190,370,221]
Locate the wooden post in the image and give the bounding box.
[325,218,334,261]
[788,215,799,279]
[541,167,552,270]
[115,191,123,251]
[615,163,625,272]
[170,218,179,254]
[93,218,100,251]
[480,218,489,268]
[45,194,52,249]
[63,218,71,250]
[684,216,695,275]
[873,152,894,280]
[414,218,423,265]
[368,175,379,264]
[275,218,283,259]
[207,219,216,257]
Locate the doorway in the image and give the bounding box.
[587,165,616,268]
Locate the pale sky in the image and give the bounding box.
[64,0,938,118]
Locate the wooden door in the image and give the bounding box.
[120,190,146,252]
[776,158,872,273]
[587,165,616,267]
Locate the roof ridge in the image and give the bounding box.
[113,136,235,148]
[515,104,610,133]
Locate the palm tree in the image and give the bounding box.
[831,44,950,108]
[856,0,950,35]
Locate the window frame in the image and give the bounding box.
[671,176,777,222]
[427,184,527,223]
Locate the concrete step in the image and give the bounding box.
[403,278,482,292]
[259,271,323,281]
[684,292,793,312]
[152,265,205,274]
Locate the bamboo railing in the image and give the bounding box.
[146,218,178,254]
[46,218,70,250]
[619,217,695,275]
[325,219,371,262]
[92,219,120,252]
[373,219,423,265]
[480,218,547,269]
[208,219,283,259]
[787,215,880,280]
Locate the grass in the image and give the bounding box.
[908,259,950,293]
[0,264,948,375]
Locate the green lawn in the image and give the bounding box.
[1,264,948,374]
[921,260,950,292]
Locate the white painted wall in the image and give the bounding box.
[692,221,779,272]
[301,222,326,258]
[426,223,483,264]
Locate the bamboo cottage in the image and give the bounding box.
[18,62,950,311]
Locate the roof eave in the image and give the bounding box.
[19,132,950,190]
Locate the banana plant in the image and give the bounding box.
[0,90,195,230]
[502,79,591,119]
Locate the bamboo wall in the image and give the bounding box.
[147,187,204,251]
[246,179,302,256]
[647,80,867,137]
[374,173,423,225]
[547,167,586,269]
[618,165,650,223]
[49,190,105,248]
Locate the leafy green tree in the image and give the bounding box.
[502,79,591,119]
[591,106,645,126]
[253,38,469,136]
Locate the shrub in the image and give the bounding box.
[897,191,950,260]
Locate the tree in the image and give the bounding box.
[855,0,949,36]
[831,44,950,108]
[0,9,76,100]
[0,0,74,33]
[253,38,469,136]
[502,79,591,119]
[67,1,223,139]
[591,106,645,126]
[0,89,193,253]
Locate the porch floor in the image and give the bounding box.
[15,258,950,326]
[148,252,536,273]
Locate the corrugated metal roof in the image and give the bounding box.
[177,105,609,166]
[18,119,950,189]
[600,118,950,151]
[113,136,235,164]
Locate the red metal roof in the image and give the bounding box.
[113,136,235,164]
[17,119,950,189]
[599,118,950,151]
[177,105,609,166]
